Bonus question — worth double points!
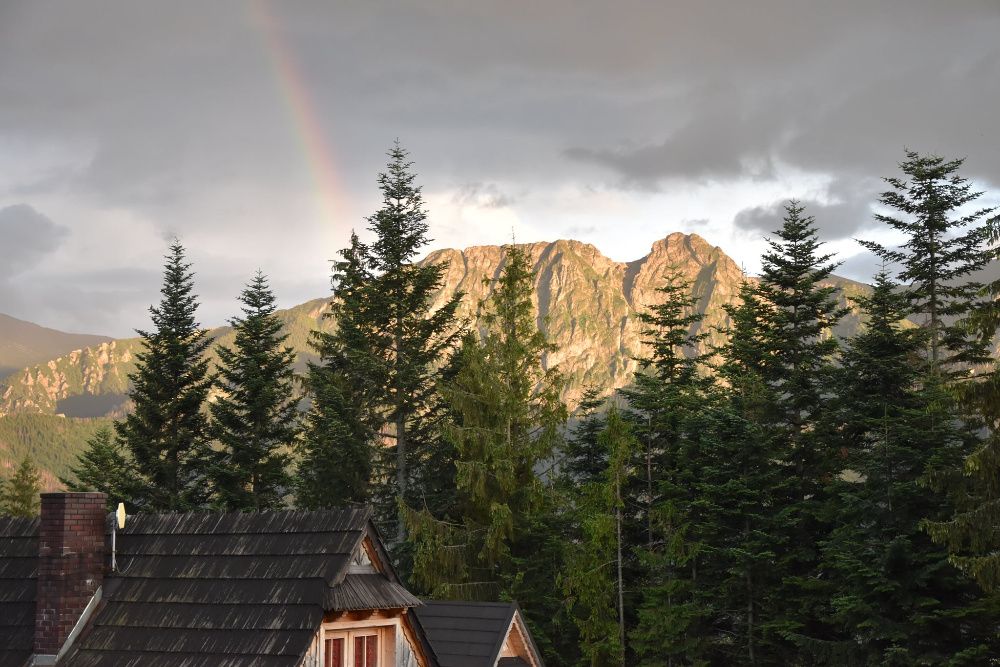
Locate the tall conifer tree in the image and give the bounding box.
[753,202,846,654]
[115,240,214,511]
[561,387,612,486]
[407,245,565,598]
[623,270,714,663]
[307,143,463,540]
[209,271,298,511]
[298,234,380,509]
[859,150,997,373]
[820,273,999,664]
[622,269,711,548]
[369,144,464,540]
[562,403,635,667]
[863,152,1000,598]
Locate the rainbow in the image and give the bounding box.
[249,0,351,232]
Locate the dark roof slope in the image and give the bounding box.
[59,507,412,667]
[413,601,524,667]
[0,517,38,667]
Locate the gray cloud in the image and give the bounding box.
[0,205,68,279]
[0,0,998,333]
[451,183,515,209]
[733,175,879,241]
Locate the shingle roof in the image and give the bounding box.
[0,516,38,667]
[58,506,408,667]
[327,573,420,611]
[412,601,519,667]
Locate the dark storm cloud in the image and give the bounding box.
[733,176,880,240]
[0,205,68,279]
[0,0,998,332]
[558,3,1000,190]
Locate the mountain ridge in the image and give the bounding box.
[0,313,111,381]
[0,232,869,419]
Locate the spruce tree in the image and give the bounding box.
[621,270,714,664]
[407,244,566,599]
[2,456,41,517]
[757,201,846,446]
[307,143,463,540]
[562,403,635,667]
[561,387,612,486]
[820,273,1000,664]
[925,428,1000,594]
[621,268,711,549]
[115,240,214,511]
[710,279,786,664]
[297,233,380,509]
[62,426,134,508]
[899,155,1000,596]
[209,271,298,511]
[859,150,997,373]
[751,202,846,654]
[925,245,1000,594]
[688,392,783,665]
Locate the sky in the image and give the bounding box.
[1,1,998,337]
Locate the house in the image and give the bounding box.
[412,602,544,667]
[0,492,546,667]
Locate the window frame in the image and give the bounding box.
[322,626,385,667]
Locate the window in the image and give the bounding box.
[354,633,378,667]
[324,630,379,667]
[324,637,345,667]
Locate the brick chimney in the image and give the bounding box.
[34,492,107,659]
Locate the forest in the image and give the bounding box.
[5,144,999,666]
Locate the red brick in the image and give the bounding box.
[34,492,107,655]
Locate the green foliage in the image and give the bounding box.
[618,270,716,664]
[407,244,566,601]
[925,431,1000,594]
[757,201,847,439]
[114,240,214,511]
[562,403,635,667]
[621,268,712,549]
[819,273,999,663]
[61,426,134,508]
[297,235,379,510]
[0,413,112,486]
[2,455,41,517]
[209,272,298,511]
[925,201,1000,596]
[859,150,998,372]
[305,143,464,542]
[752,202,847,654]
[561,388,612,486]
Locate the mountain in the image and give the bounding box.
[0,297,333,417]
[0,232,879,486]
[1,232,868,419]
[0,313,111,381]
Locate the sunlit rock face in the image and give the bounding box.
[421,232,748,408]
[1,233,871,417]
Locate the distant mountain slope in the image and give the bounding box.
[0,233,870,419]
[0,313,111,380]
[0,414,113,491]
[0,297,333,416]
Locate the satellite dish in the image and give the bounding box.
[116,502,126,530]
